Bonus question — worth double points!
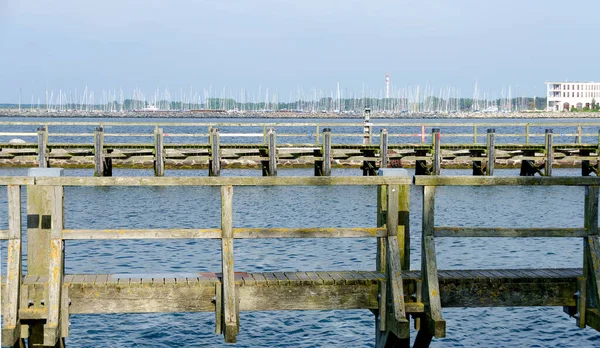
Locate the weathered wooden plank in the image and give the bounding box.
[233,227,386,238]
[316,271,335,285]
[251,273,268,286]
[0,177,34,185]
[415,176,600,186]
[295,272,313,286]
[2,185,22,347]
[44,185,64,346]
[387,237,407,323]
[63,228,222,240]
[263,273,279,286]
[272,272,290,285]
[434,227,587,238]
[422,185,446,338]
[305,272,325,285]
[220,185,238,343]
[35,176,412,187]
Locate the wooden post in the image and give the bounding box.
[25,168,65,348]
[267,128,277,176]
[376,169,410,347]
[323,128,332,176]
[37,126,48,168]
[545,129,553,176]
[487,129,495,176]
[432,128,441,175]
[419,185,445,339]
[154,128,165,177]
[210,128,221,177]
[221,186,238,343]
[44,185,64,346]
[576,125,582,144]
[525,123,530,145]
[473,125,477,144]
[583,185,600,329]
[379,129,388,170]
[2,185,24,347]
[315,125,320,145]
[94,126,113,177]
[363,108,372,145]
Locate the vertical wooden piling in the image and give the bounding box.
[94,126,112,177]
[322,128,332,176]
[380,129,388,170]
[545,129,553,176]
[487,129,495,176]
[267,128,277,176]
[583,185,600,330]
[37,126,48,168]
[576,125,582,144]
[2,185,24,347]
[525,123,530,145]
[432,128,441,175]
[473,125,478,144]
[419,185,445,339]
[210,128,221,177]
[44,185,64,346]
[221,186,238,343]
[154,128,165,177]
[363,109,372,145]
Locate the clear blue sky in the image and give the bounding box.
[0,0,598,102]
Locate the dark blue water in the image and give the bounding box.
[1,117,600,346]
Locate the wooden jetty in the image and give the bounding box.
[2,121,600,176]
[1,170,600,347]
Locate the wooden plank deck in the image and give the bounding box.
[4,268,580,316]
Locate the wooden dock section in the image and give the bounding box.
[2,121,600,176]
[1,173,600,346]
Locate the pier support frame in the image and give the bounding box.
[375,169,410,347]
[37,127,48,168]
[23,168,66,348]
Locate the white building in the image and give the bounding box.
[546,81,600,111]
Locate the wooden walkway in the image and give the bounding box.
[1,174,600,347]
[2,121,600,176]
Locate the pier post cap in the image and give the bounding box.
[27,168,64,177]
[487,128,495,133]
[378,168,409,177]
[323,128,332,133]
[545,129,553,133]
[432,128,440,133]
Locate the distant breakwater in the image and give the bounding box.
[1,109,599,119]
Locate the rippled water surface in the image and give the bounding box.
[1,117,600,346]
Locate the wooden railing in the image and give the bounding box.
[2,174,600,346]
[413,176,600,344]
[2,121,600,144]
[0,175,412,346]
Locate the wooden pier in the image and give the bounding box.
[1,171,600,347]
[2,121,600,177]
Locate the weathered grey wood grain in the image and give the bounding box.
[44,185,64,346]
[220,186,238,343]
[2,185,23,347]
[35,176,412,187]
[154,128,165,177]
[268,128,277,176]
[434,227,587,238]
[415,176,600,186]
[545,129,553,176]
[421,185,446,338]
[487,129,495,176]
[380,129,388,169]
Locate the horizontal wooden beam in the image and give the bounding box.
[62,229,222,240]
[62,227,386,239]
[0,177,34,185]
[35,176,412,187]
[415,176,600,186]
[434,227,588,238]
[234,227,386,238]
